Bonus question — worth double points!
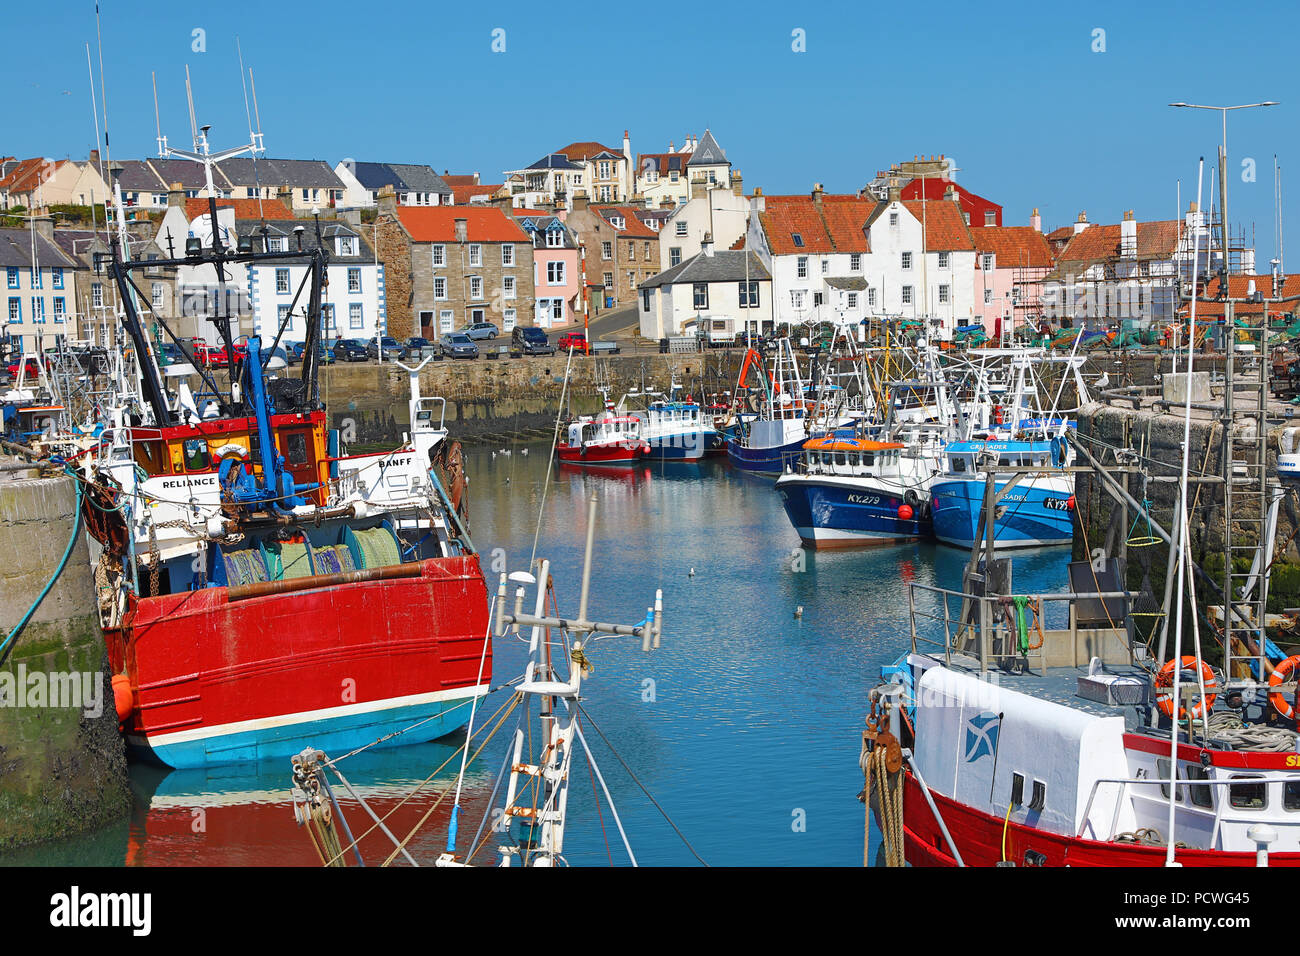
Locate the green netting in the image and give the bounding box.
[263,539,315,580]
[313,544,357,576]
[353,526,401,570]
[223,548,269,586]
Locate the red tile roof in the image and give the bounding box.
[1046,226,1075,242]
[441,175,478,187]
[971,226,1054,269]
[899,178,1002,226]
[396,206,529,243]
[758,194,874,255]
[450,183,502,204]
[594,206,658,239]
[0,158,60,195]
[1057,220,1181,263]
[730,235,746,251]
[636,151,692,176]
[556,141,623,161]
[1195,274,1300,317]
[184,197,295,221]
[899,200,975,251]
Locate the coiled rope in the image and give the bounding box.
[860,741,904,867]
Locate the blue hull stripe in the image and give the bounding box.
[778,480,930,541]
[127,692,482,769]
[930,477,1073,548]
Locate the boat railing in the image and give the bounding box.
[907,581,1132,672]
[1074,774,1289,846]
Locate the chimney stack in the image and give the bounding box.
[732,170,743,197]
[1120,209,1137,257]
[1030,207,1041,232]
[167,181,185,209]
[701,231,714,257]
[1073,210,1089,235]
[454,218,468,243]
[572,188,589,213]
[812,183,824,206]
[377,184,398,218]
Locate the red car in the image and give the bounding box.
[557,331,589,354]
[197,342,249,368]
[6,356,50,379]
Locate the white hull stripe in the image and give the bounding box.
[131,683,489,748]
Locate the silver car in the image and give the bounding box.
[440,332,479,359]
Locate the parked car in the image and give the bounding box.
[366,335,406,360]
[197,342,248,368]
[440,332,479,359]
[156,343,187,367]
[459,322,498,341]
[511,326,555,356]
[5,356,49,379]
[557,331,588,354]
[333,338,370,363]
[404,337,441,359]
[289,341,334,365]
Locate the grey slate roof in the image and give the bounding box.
[115,160,168,191]
[516,215,577,249]
[686,130,729,167]
[142,158,210,189]
[525,153,584,171]
[0,228,79,269]
[252,220,374,261]
[217,158,344,189]
[639,249,769,289]
[349,162,451,196]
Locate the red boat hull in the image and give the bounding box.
[894,770,1300,867]
[106,555,491,768]
[555,441,648,465]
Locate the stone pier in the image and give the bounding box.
[0,471,130,850]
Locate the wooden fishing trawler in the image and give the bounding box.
[81,126,489,769]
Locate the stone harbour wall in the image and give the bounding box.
[0,474,131,850]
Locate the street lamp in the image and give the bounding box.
[1169,101,1278,277]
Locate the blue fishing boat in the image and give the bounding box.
[724,337,819,474]
[929,439,1075,549]
[618,384,719,462]
[776,437,935,547]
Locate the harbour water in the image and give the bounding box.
[3,444,1072,867]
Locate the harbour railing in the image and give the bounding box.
[906,581,1135,674]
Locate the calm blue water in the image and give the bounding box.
[6,445,1072,867]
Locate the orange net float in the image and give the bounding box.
[1269,655,1300,721]
[1154,656,1218,721]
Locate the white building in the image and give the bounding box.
[659,185,753,273]
[638,241,771,339]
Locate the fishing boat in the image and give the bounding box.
[724,338,817,474]
[929,439,1076,550]
[555,411,650,466]
[775,437,932,548]
[862,189,1300,866]
[617,383,718,462]
[79,123,490,769]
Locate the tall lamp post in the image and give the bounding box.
[1169,101,1278,280]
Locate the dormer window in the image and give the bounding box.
[546,228,564,248]
[336,236,357,256]
[610,216,625,229]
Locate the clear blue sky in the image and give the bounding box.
[8,0,1299,268]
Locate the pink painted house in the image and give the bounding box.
[971,211,1056,338]
[515,213,582,329]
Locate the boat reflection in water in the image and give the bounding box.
[124,740,492,866]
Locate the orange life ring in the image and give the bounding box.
[1154,656,1218,721]
[1269,655,1300,720]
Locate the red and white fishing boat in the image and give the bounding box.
[79,119,490,769]
[555,411,650,466]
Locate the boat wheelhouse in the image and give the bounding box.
[555,414,650,465]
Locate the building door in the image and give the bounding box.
[419,310,435,338]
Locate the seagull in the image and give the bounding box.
[688,567,695,577]
[520,448,529,457]
[1094,372,1109,390]
[794,605,804,619]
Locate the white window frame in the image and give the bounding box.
[434,276,447,300]
[502,276,516,299]
[469,244,482,267]
[348,267,361,293]
[469,275,484,301]
[432,244,446,267]
[349,302,364,329]
[901,251,912,270]
[502,244,514,267]
[797,256,808,279]
[276,268,290,294]
[547,261,566,286]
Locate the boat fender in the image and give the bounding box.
[1154,656,1219,722]
[1050,436,1068,468]
[897,504,914,521]
[904,489,920,508]
[1268,655,1300,721]
[111,673,133,728]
